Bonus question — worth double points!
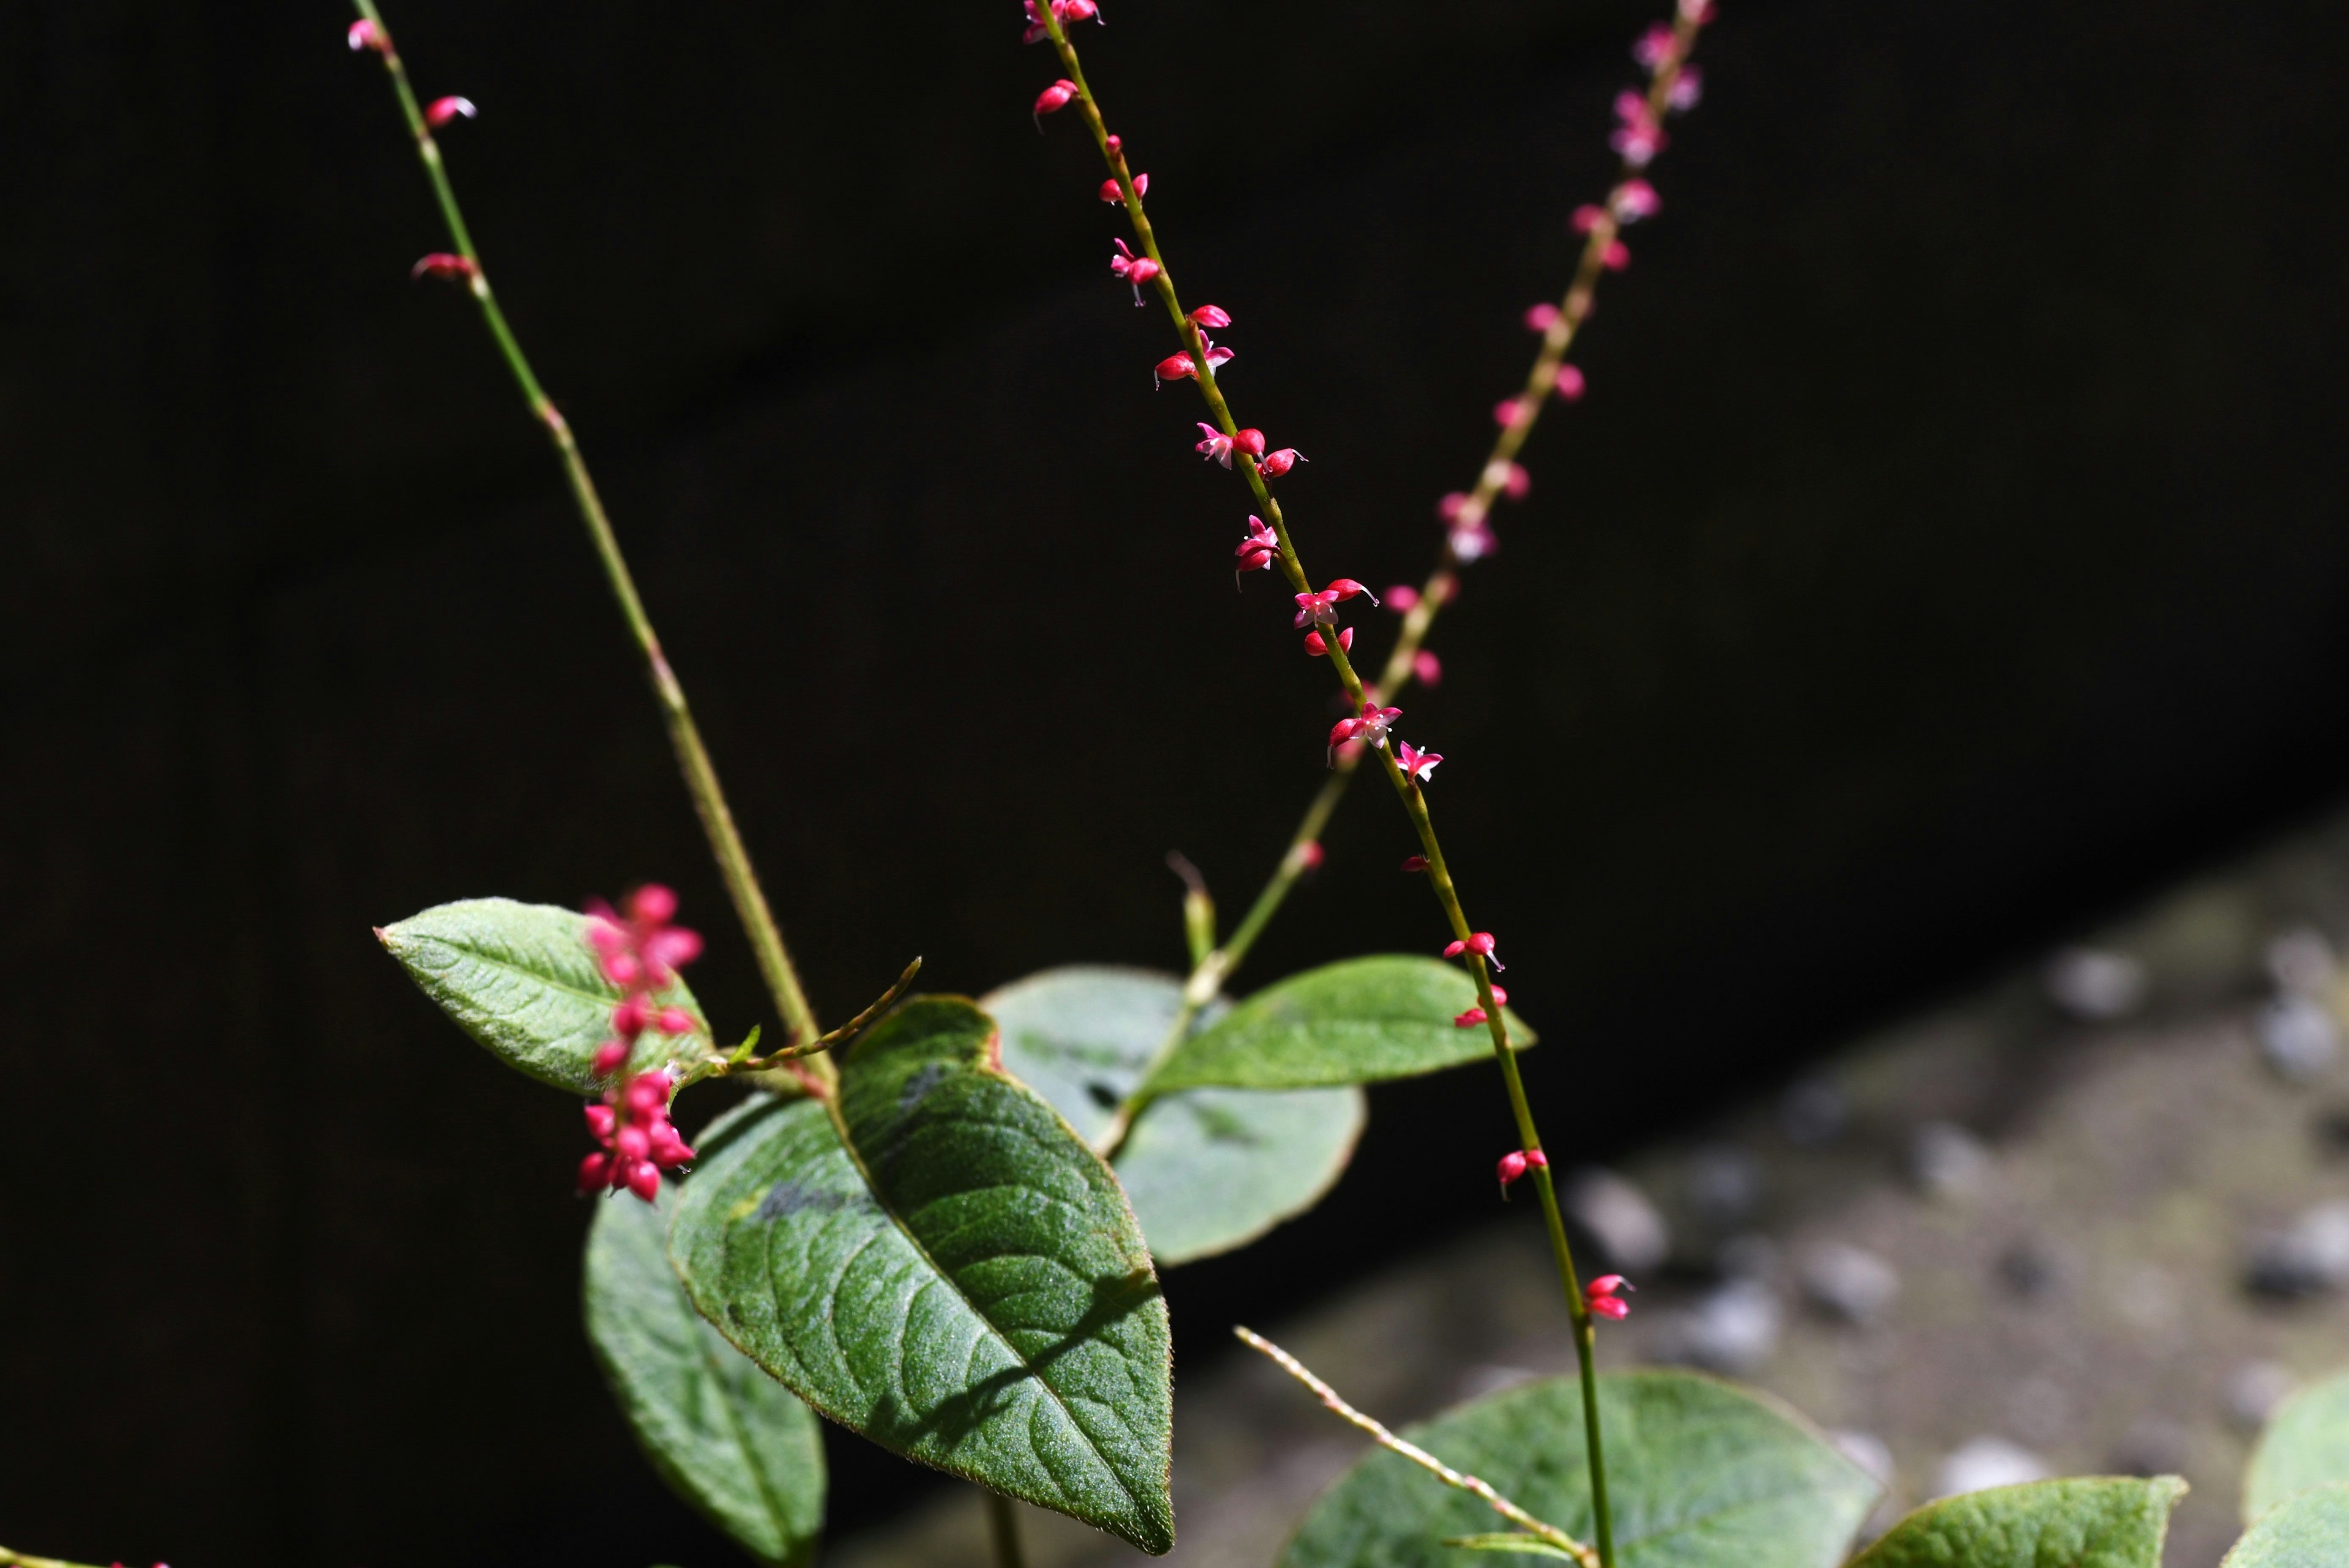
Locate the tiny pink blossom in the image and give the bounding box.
[1154,335,1231,386]
[612,996,650,1040]
[1187,303,1231,330]
[1234,515,1281,581]
[1490,985,1510,1006]
[1033,78,1080,127]
[1456,1006,1488,1028]
[1195,423,1234,466]
[1601,239,1631,270]
[1412,649,1442,687]
[1680,0,1716,28]
[1293,589,1339,629]
[1496,1149,1527,1186]
[1302,627,1354,657]
[1324,579,1378,605]
[347,18,389,53]
[1401,854,1429,873]
[1099,172,1148,202]
[1111,239,1159,303]
[1232,427,1266,459]
[1491,461,1530,500]
[1297,840,1326,871]
[425,96,477,128]
[1633,22,1675,69]
[410,253,477,283]
[1395,740,1442,783]
[1386,584,1422,612]
[1436,492,1470,522]
[1524,302,1562,331]
[1573,204,1608,234]
[1442,931,1502,969]
[592,1040,630,1077]
[1450,519,1498,562]
[1327,700,1401,759]
[1494,398,1525,426]
[1668,65,1703,112]
[1258,447,1303,478]
[1555,364,1587,401]
[1025,0,1101,40]
[656,1006,694,1035]
[1587,1272,1634,1321]
[1611,179,1660,221]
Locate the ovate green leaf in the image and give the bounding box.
[1281,1370,1876,1568]
[1146,955,1534,1093]
[670,998,1175,1554]
[1850,1477,2184,1568]
[2247,1368,2349,1523]
[987,966,1366,1265]
[380,898,713,1092]
[2225,1485,2349,1567]
[584,1182,825,1566]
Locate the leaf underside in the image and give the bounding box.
[669,997,1176,1555]
[2225,1485,2349,1567]
[584,1185,825,1566]
[1146,954,1535,1093]
[380,897,713,1093]
[1850,1476,2185,1568]
[1282,1370,1877,1568]
[985,966,1365,1265]
[2246,1367,2349,1523]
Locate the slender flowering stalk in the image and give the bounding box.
[1234,1328,1599,1568]
[1025,11,1718,1562]
[0,1550,135,1568]
[346,0,825,1072]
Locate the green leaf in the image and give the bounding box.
[1850,1477,2185,1568]
[1280,1370,1876,1568]
[985,966,1365,1265]
[1443,1533,1583,1559]
[2247,1369,2349,1523]
[2226,1485,2349,1567]
[670,998,1175,1555]
[585,1183,825,1566]
[379,897,713,1092]
[1146,955,1535,1093]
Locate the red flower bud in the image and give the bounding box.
[1187,303,1231,330]
[592,1040,629,1077]
[1386,585,1421,613]
[409,252,477,283]
[424,95,476,128]
[1556,364,1587,401]
[347,18,390,54]
[1033,79,1080,126]
[1232,426,1266,457]
[1524,301,1562,331]
[1297,840,1326,871]
[1259,448,1304,478]
[1401,854,1429,873]
[1412,649,1442,688]
[1455,1007,1489,1028]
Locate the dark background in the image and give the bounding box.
[4,0,2345,1561]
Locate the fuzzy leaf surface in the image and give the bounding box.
[1850,1477,2184,1568]
[585,1183,825,1566]
[986,966,1364,1264]
[2225,1485,2349,1567]
[380,897,711,1092]
[1146,955,1534,1093]
[670,998,1174,1554]
[2247,1368,2349,1523]
[1281,1370,1876,1568]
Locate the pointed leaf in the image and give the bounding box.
[1146,955,1534,1093]
[2225,1485,2349,1567]
[2247,1368,2349,1523]
[1850,1477,2184,1568]
[380,897,713,1092]
[1282,1370,1876,1568]
[670,998,1174,1554]
[585,1182,825,1566]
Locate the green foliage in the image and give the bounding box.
[1850,1477,2184,1568]
[584,1185,825,1566]
[986,966,1364,1265]
[1146,955,1534,1093]
[1280,1370,1876,1568]
[379,897,711,1092]
[669,999,1175,1555]
[2225,1485,2349,1567]
[2246,1369,2349,1523]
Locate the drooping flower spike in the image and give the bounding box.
[1587,1273,1635,1321]
[1395,740,1442,783]
[424,95,477,128]
[577,886,705,1204]
[1111,239,1160,302]
[1441,931,1502,971]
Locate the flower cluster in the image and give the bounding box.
[1586,1273,1636,1321]
[577,886,704,1203]
[1496,1146,1549,1194]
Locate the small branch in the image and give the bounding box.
[1234,1329,1598,1568]
[0,1548,113,1568]
[735,957,922,1068]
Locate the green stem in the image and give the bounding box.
[0,1548,109,1568]
[984,1488,1028,1568]
[351,1,823,1067]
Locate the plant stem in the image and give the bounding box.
[1033,15,1720,1563]
[351,1,823,1068]
[984,1488,1028,1568]
[0,1549,109,1568]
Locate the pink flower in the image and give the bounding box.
[579,1067,696,1205]
[425,95,477,128]
[1412,649,1442,687]
[410,253,477,283]
[1496,1150,1526,1186]
[1450,519,1499,562]
[1023,1,1102,42]
[347,18,390,53]
[1324,578,1378,606]
[1187,303,1231,330]
[1493,398,1526,426]
[1328,700,1402,759]
[1524,302,1562,331]
[1153,335,1231,386]
[1111,239,1159,303]
[1233,427,1266,459]
[1611,94,1668,165]
[1293,590,1338,629]
[1457,1007,1489,1029]
[1556,364,1587,401]
[1611,179,1660,221]
[1437,492,1471,522]
[1234,515,1281,581]
[1573,203,1608,234]
[1297,840,1326,871]
[1386,584,1422,612]
[1395,740,1442,783]
[1491,460,1531,500]
[1601,239,1631,271]
[1680,0,1717,23]
[1195,423,1234,466]
[1033,78,1080,127]
[1258,447,1304,478]
[1669,65,1703,112]
[1099,172,1148,202]
[1401,854,1429,873]
[1587,1273,1634,1321]
[1302,627,1354,657]
[1490,985,1509,1005]
[1441,931,1502,970]
[1633,22,1676,70]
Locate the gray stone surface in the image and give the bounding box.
[828,814,2349,1567]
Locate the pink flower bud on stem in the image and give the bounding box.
[1033,79,1080,128]
[424,95,477,128]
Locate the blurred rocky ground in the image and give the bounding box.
[826,808,2349,1568]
